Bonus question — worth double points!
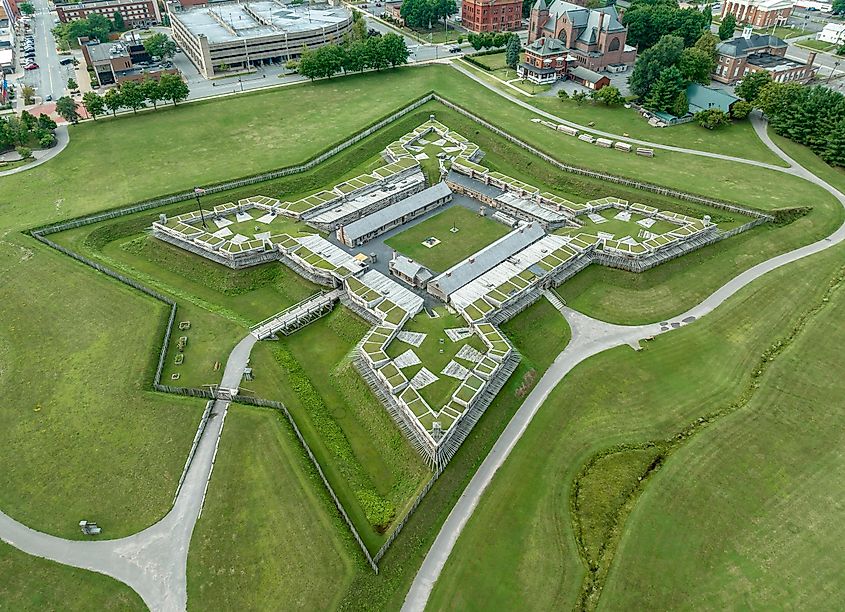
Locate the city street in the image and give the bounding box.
[16,0,74,101]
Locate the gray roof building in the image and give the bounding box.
[716,33,787,58]
[339,182,453,246]
[428,222,546,299]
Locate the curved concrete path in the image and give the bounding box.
[401,118,845,611]
[0,125,69,177]
[0,333,257,612]
[453,62,795,173]
[0,106,842,611]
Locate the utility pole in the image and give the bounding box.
[194,187,208,228]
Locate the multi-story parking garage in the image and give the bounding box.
[169,0,353,78]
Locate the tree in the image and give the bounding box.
[832,0,845,13]
[718,14,736,41]
[67,77,78,91]
[557,89,569,100]
[103,87,123,116]
[144,33,177,59]
[629,34,684,99]
[55,96,80,124]
[119,81,145,113]
[701,3,712,27]
[735,70,772,104]
[380,33,410,67]
[493,32,508,48]
[730,100,753,119]
[623,0,708,50]
[591,85,625,106]
[400,0,437,29]
[468,33,483,51]
[19,2,35,14]
[22,85,35,105]
[158,73,189,105]
[693,31,719,60]
[298,48,321,80]
[112,11,125,31]
[645,65,686,113]
[505,33,521,70]
[141,79,163,110]
[822,119,845,166]
[82,91,105,120]
[678,47,714,84]
[86,14,112,42]
[351,11,368,41]
[571,91,588,105]
[37,114,57,131]
[671,90,689,117]
[695,108,730,129]
[343,41,367,73]
[366,35,389,70]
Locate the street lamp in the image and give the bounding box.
[830,60,841,84]
[194,186,208,229]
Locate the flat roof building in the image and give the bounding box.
[56,0,161,26]
[337,182,453,247]
[169,1,353,77]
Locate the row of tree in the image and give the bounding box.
[297,33,410,80]
[738,71,845,167]
[622,0,711,51]
[78,75,190,121]
[399,0,457,30]
[0,111,56,151]
[467,32,518,51]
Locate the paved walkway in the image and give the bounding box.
[451,62,795,173]
[0,333,257,612]
[0,126,69,177]
[401,117,845,611]
[1,95,844,611]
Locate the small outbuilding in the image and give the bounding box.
[568,65,610,90]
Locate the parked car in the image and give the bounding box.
[449,46,461,53]
[45,95,52,101]
[59,58,74,65]
[25,63,39,70]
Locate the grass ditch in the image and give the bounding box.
[569,260,845,611]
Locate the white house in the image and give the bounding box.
[817,23,845,46]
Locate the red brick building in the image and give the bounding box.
[528,0,635,72]
[461,0,522,33]
[56,0,161,26]
[518,36,570,83]
[714,32,817,84]
[721,0,793,28]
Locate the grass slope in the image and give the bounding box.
[602,261,845,610]
[0,542,145,611]
[426,241,845,611]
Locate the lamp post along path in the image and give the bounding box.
[194,187,208,229]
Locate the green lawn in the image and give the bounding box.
[246,308,431,547]
[796,39,836,52]
[753,25,811,39]
[0,542,145,611]
[1,60,843,608]
[457,60,785,165]
[0,239,202,540]
[602,256,845,610]
[385,206,510,272]
[427,238,845,612]
[187,406,355,611]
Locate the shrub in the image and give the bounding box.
[15,146,32,159]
